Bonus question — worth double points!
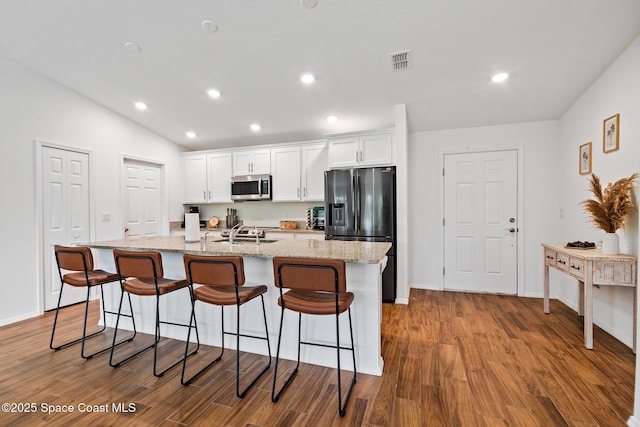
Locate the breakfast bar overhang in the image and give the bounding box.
[85,236,391,376]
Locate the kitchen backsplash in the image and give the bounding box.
[191,202,321,228]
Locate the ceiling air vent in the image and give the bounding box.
[390,50,411,72]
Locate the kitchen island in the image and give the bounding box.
[85,235,391,375]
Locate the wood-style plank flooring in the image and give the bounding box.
[0,289,635,426]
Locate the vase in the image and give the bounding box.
[601,232,619,255]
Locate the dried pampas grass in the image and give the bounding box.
[581,173,638,233]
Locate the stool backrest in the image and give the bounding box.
[273,257,346,293]
[113,249,164,279]
[183,254,245,286]
[54,245,94,272]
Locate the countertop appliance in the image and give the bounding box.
[325,166,397,302]
[306,206,325,230]
[231,174,272,201]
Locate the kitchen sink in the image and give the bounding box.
[209,238,278,244]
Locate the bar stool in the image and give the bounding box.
[181,254,271,398]
[271,257,356,417]
[50,245,134,358]
[110,249,199,377]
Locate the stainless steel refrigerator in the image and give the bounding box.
[324,166,396,302]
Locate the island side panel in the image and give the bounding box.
[96,248,384,376]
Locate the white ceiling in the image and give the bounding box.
[0,0,638,150]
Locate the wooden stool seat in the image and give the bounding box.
[195,284,267,306]
[279,290,354,315]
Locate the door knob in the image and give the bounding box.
[505,228,516,233]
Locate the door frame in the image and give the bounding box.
[35,140,96,314]
[438,145,525,295]
[120,154,169,237]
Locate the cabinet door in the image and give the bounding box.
[302,144,328,201]
[360,133,392,166]
[183,154,208,203]
[232,151,253,175]
[250,149,271,174]
[271,147,301,202]
[328,137,359,168]
[208,153,232,203]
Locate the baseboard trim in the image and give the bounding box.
[0,310,41,327]
[627,415,640,427]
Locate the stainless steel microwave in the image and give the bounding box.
[231,174,272,201]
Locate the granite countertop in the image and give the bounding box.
[85,235,390,264]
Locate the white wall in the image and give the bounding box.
[556,36,640,350]
[408,120,561,296]
[0,55,185,326]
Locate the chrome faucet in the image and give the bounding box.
[228,223,243,244]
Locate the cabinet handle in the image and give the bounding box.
[303,187,307,197]
[558,260,566,265]
[546,255,554,260]
[208,190,211,199]
[203,190,206,199]
[297,187,300,197]
[571,264,581,271]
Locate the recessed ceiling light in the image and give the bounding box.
[326,115,338,123]
[186,131,197,138]
[124,42,141,53]
[201,20,218,33]
[300,73,315,84]
[134,102,148,110]
[300,0,318,9]
[207,88,221,98]
[491,72,509,83]
[250,123,261,132]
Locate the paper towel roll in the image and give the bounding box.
[185,213,200,243]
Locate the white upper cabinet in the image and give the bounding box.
[301,143,328,201]
[233,149,270,175]
[207,152,233,203]
[328,130,393,168]
[271,147,302,202]
[183,154,208,203]
[271,143,328,202]
[182,152,232,203]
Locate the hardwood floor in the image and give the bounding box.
[0,289,635,426]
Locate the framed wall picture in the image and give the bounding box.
[603,113,620,153]
[579,142,592,175]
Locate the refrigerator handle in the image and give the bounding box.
[355,173,361,232]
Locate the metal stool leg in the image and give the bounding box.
[109,290,151,368]
[337,307,357,416]
[272,310,302,402]
[181,304,225,385]
[153,287,200,377]
[235,294,271,398]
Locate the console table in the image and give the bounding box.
[542,243,637,352]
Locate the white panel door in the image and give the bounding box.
[443,150,518,294]
[42,146,90,310]
[124,160,162,238]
